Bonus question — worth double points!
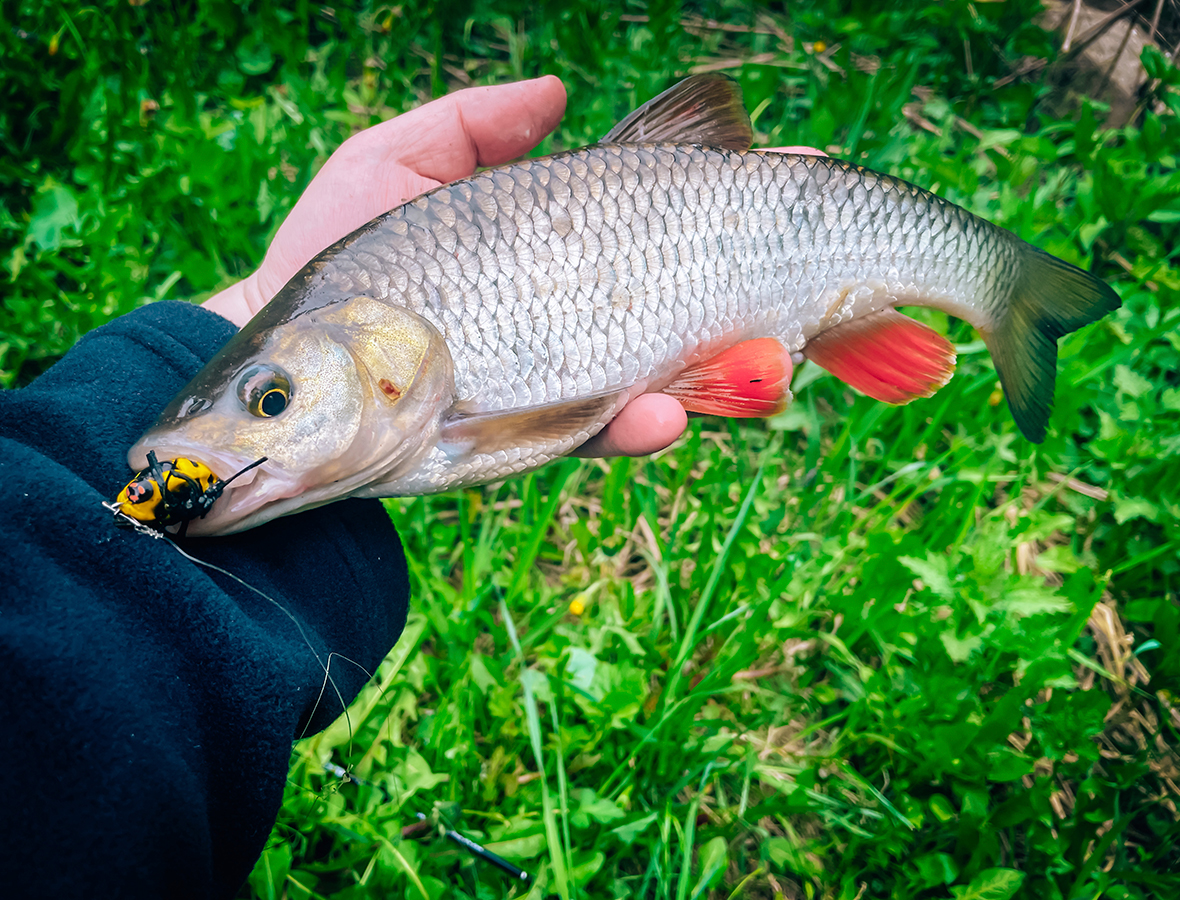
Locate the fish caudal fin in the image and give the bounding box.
[662,338,793,417]
[983,246,1120,443]
[803,309,958,405]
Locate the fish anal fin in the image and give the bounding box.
[440,392,622,457]
[662,338,793,418]
[803,309,957,405]
[602,74,753,151]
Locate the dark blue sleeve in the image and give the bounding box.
[0,301,410,898]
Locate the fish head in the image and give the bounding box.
[129,296,454,534]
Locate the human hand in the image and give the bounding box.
[201,82,822,458]
[203,76,568,326]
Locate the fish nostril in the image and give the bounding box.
[178,396,213,418]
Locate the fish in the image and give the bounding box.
[127,74,1119,536]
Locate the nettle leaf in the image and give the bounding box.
[994,586,1073,620]
[601,623,646,656]
[975,128,1021,153]
[481,831,546,861]
[520,667,554,703]
[1034,544,1082,574]
[950,867,1025,900]
[1113,364,1154,398]
[900,553,954,599]
[1015,512,1075,545]
[569,849,606,888]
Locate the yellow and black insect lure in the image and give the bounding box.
[111,451,266,535]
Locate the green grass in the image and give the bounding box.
[5,1,1180,898]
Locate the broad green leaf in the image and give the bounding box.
[950,867,1025,900]
[611,812,658,844]
[568,850,605,888]
[564,647,597,694]
[402,750,448,792]
[1114,496,1160,524]
[941,630,983,662]
[571,788,625,827]
[692,836,727,897]
[914,851,958,888]
[246,842,292,900]
[481,833,546,861]
[27,183,79,251]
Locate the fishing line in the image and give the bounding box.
[104,502,359,752]
[163,538,356,746]
[104,503,533,884]
[105,504,443,871]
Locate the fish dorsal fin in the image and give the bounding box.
[440,392,623,457]
[803,309,957,404]
[603,74,753,151]
[661,338,793,417]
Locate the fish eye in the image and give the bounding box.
[237,365,293,418]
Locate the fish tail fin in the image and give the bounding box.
[982,245,1119,442]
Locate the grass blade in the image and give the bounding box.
[663,436,778,705]
[503,597,570,899]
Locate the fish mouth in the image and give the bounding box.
[126,441,304,536]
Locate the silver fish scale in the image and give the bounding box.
[325,145,1020,414]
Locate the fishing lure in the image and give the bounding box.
[111,451,267,534]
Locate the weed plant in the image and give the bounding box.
[3,1,1179,898]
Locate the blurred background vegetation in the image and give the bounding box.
[3,1,1179,898]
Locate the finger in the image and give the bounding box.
[370,75,568,185]
[573,393,688,458]
[255,77,567,300]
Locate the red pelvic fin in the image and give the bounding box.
[662,337,793,418]
[803,308,957,404]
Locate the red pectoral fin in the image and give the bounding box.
[662,337,793,417]
[803,309,957,404]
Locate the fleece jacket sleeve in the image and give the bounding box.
[0,300,410,899]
